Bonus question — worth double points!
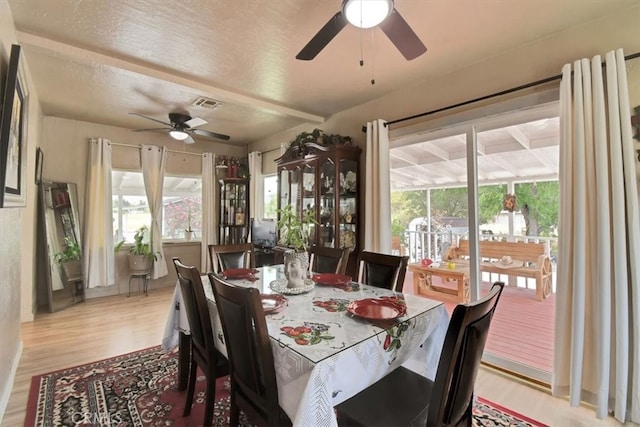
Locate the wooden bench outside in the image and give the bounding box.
[446,239,552,301]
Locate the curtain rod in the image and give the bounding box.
[376,51,640,130]
[107,141,204,158]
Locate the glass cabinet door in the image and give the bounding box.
[218,179,249,244]
[279,168,290,209]
[338,158,358,252]
[319,159,335,247]
[302,163,316,246]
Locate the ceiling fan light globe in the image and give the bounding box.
[343,0,392,29]
[169,130,189,140]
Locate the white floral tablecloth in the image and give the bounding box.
[162,265,449,427]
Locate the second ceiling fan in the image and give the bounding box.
[130,112,230,143]
[296,0,427,61]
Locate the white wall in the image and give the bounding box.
[0,0,43,420]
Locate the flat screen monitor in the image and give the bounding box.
[251,219,277,248]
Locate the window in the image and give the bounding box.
[263,174,278,219]
[112,170,202,242]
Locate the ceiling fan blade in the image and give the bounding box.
[379,8,427,60]
[184,135,195,144]
[296,11,348,60]
[192,128,231,141]
[185,117,207,128]
[132,127,172,132]
[129,112,172,127]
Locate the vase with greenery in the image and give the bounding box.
[128,225,158,274]
[288,128,352,157]
[54,236,82,279]
[277,204,316,288]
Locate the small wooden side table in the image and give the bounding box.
[408,262,470,303]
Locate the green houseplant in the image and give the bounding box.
[277,204,317,289]
[128,225,158,274]
[277,204,316,251]
[54,236,81,263]
[54,237,82,279]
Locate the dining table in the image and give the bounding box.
[162,264,449,427]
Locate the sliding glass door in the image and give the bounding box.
[390,101,559,383]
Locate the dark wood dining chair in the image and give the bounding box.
[208,243,255,274]
[308,245,350,275]
[208,273,292,427]
[356,251,409,291]
[172,258,229,427]
[335,282,505,427]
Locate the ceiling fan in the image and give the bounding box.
[129,112,230,143]
[296,0,426,61]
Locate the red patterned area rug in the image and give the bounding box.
[25,346,548,426]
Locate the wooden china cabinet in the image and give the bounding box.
[275,141,361,276]
[218,177,250,244]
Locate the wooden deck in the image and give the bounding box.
[403,275,554,374]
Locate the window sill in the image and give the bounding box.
[163,240,201,245]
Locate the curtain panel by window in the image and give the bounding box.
[554,49,640,423]
[201,153,216,272]
[248,151,263,221]
[141,145,168,279]
[364,120,392,253]
[84,138,115,288]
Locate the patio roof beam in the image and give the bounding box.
[415,142,451,161]
[506,126,531,149]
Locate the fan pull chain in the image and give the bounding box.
[370,29,376,85]
[359,28,364,67]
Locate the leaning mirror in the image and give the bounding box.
[37,181,84,312]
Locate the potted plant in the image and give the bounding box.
[128,225,158,274]
[54,236,82,280]
[277,204,316,288]
[277,204,316,251]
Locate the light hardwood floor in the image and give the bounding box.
[2,286,629,426]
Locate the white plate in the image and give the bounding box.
[269,277,315,295]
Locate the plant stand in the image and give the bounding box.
[128,271,150,297]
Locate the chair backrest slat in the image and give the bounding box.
[428,282,504,425]
[357,251,409,291]
[173,258,217,358]
[208,273,285,424]
[308,245,350,275]
[208,243,255,273]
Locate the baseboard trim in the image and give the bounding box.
[0,340,24,424]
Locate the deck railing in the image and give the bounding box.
[401,229,558,292]
[401,230,557,264]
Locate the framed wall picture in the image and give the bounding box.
[0,44,28,208]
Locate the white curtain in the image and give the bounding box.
[84,138,115,288]
[201,153,217,272]
[248,151,263,221]
[141,145,168,279]
[554,49,640,423]
[364,120,392,253]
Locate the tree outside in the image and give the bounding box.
[164,197,201,238]
[391,180,558,239]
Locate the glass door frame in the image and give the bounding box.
[390,99,559,384]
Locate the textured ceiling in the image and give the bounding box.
[6,0,640,148]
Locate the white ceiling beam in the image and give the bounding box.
[415,143,450,161]
[528,149,556,170]
[505,126,531,149]
[390,151,420,166]
[17,31,325,124]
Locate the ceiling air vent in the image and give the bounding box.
[192,97,222,110]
